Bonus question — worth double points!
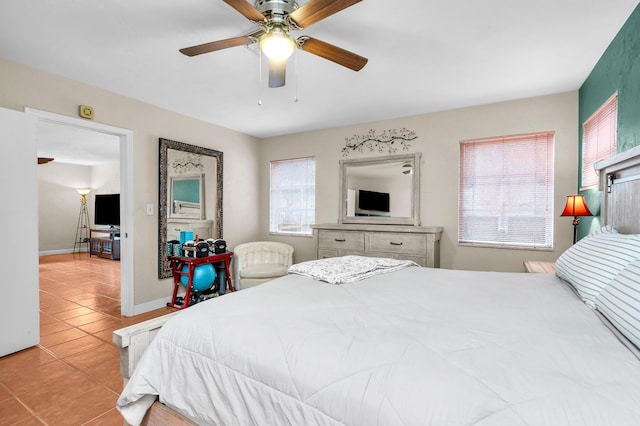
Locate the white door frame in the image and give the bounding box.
[26,107,135,316]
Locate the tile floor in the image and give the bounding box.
[0,253,175,425]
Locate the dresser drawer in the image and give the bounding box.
[313,224,442,269]
[387,254,427,267]
[318,249,339,259]
[367,232,427,255]
[317,230,365,251]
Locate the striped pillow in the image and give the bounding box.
[596,259,640,348]
[587,224,618,237]
[555,233,640,303]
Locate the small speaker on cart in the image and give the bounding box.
[195,241,209,258]
[213,239,227,254]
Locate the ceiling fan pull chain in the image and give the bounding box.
[258,47,263,106]
[293,48,299,103]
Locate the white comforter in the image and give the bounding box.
[118,266,640,425]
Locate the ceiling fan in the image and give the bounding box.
[179,0,368,88]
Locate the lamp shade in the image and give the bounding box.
[76,188,91,196]
[561,195,592,217]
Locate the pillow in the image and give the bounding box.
[287,255,418,284]
[587,224,619,237]
[555,233,640,304]
[595,258,640,349]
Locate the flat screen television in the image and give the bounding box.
[358,190,390,213]
[94,193,120,227]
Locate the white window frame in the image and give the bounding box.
[581,93,618,190]
[459,132,555,249]
[269,157,315,236]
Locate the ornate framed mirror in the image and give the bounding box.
[158,138,223,278]
[339,153,421,226]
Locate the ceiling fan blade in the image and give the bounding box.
[289,0,363,29]
[223,0,266,23]
[298,36,368,71]
[180,36,253,57]
[269,60,287,88]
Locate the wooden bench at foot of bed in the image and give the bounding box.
[113,311,180,386]
[141,401,196,425]
[114,312,191,425]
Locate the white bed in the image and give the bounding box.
[118,265,640,425]
[114,145,640,425]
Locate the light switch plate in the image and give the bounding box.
[146,203,154,216]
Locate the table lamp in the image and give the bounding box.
[561,195,592,244]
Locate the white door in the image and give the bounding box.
[0,107,39,356]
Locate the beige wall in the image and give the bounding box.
[2,54,580,312]
[92,160,121,195]
[37,162,92,253]
[38,160,122,253]
[260,92,579,272]
[1,58,262,309]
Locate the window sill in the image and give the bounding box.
[269,232,313,238]
[458,242,554,251]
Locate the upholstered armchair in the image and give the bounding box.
[232,241,294,290]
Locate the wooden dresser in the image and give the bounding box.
[312,223,444,268]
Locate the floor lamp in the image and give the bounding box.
[561,195,593,244]
[74,188,92,255]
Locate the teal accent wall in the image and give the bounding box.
[577,3,640,239]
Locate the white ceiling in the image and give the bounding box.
[36,121,120,166]
[1,0,639,141]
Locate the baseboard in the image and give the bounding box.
[39,248,88,256]
[133,296,173,316]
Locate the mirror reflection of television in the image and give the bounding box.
[94,194,120,227]
[358,190,390,213]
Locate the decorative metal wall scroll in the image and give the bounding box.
[171,153,205,174]
[341,128,418,156]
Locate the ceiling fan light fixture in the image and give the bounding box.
[181,0,368,88]
[260,27,295,61]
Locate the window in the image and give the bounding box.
[581,93,618,189]
[459,132,555,249]
[270,157,315,236]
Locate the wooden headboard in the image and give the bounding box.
[595,145,640,234]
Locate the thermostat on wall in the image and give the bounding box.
[78,105,94,119]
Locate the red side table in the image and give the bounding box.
[167,251,234,309]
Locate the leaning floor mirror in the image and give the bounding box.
[158,138,223,278]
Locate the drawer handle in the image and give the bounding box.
[389,241,403,246]
[334,238,346,242]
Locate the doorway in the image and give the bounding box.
[27,108,135,316]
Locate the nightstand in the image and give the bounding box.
[523,261,556,273]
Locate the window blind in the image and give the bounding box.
[459,132,555,249]
[270,157,315,236]
[582,93,617,189]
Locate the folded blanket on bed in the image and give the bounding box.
[288,255,419,284]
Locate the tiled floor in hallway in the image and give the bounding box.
[0,253,175,425]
